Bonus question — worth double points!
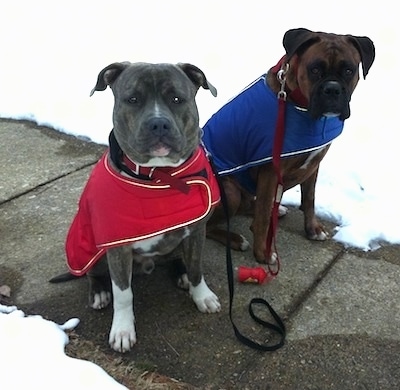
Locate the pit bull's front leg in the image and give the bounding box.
[181,225,221,313]
[107,245,136,353]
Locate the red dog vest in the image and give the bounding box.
[65,147,220,276]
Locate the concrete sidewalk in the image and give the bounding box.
[1,118,400,389]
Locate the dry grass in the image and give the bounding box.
[65,331,196,390]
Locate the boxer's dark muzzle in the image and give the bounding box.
[309,79,351,121]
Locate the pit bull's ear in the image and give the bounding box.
[90,62,131,96]
[283,28,319,60]
[178,63,217,97]
[347,36,375,79]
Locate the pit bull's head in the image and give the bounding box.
[91,62,217,166]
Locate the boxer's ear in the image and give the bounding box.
[283,28,319,59]
[178,63,217,97]
[348,36,375,79]
[90,62,131,96]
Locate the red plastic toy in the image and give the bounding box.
[237,266,274,284]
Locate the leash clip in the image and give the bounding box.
[277,63,289,101]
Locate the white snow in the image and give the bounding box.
[0,304,127,389]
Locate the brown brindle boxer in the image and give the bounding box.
[203,28,375,263]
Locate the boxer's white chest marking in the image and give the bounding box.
[300,148,325,170]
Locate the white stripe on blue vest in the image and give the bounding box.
[201,75,344,194]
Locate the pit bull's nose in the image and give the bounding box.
[147,117,172,135]
[322,81,342,97]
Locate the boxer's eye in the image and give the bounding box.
[308,61,326,79]
[309,67,324,81]
[310,67,322,77]
[344,69,354,77]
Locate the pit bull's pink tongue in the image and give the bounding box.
[150,144,171,157]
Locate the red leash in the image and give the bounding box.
[265,64,290,275]
[210,65,291,351]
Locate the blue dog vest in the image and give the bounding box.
[202,75,344,194]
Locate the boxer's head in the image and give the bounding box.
[276,28,375,120]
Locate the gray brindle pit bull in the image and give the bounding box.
[65,62,220,353]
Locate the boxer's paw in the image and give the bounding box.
[278,204,288,217]
[238,234,250,251]
[306,219,329,241]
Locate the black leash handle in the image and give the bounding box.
[209,156,286,351]
[225,217,286,351]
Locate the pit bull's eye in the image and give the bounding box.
[172,96,182,104]
[128,96,138,104]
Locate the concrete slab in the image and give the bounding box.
[288,252,400,341]
[1,119,400,389]
[1,167,93,304]
[0,119,104,203]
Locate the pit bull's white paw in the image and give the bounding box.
[177,273,190,290]
[109,314,137,353]
[109,281,136,353]
[190,277,221,313]
[91,291,111,310]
